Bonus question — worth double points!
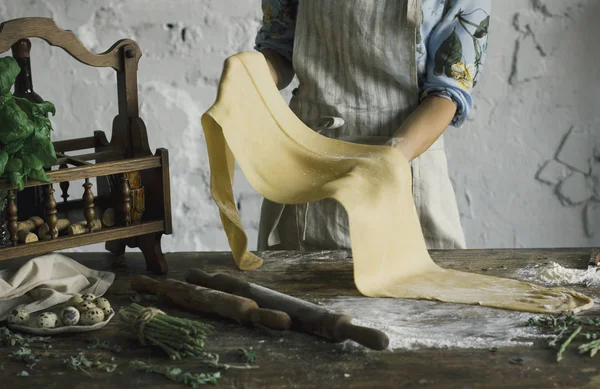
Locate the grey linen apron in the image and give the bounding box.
[257,0,466,251]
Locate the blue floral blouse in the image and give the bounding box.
[255,0,492,127]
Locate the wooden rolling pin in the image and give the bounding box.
[38,219,71,241]
[185,269,390,350]
[102,208,115,227]
[16,216,44,243]
[130,275,292,331]
[68,219,102,235]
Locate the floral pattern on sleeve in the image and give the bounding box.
[254,0,492,127]
[255,0,298,62]
[420,0,491,126]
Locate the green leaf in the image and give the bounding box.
[433,30,463,77]
[35,101,56,117]
[0,57,21,96]
[28,168,50,183]
[22,136,57,168]
[168,367,182,376]
[0,98,35,144]
[0,150,8,176]
[21,155,44,171]
[474,16,490,39]
[14,98,55,138]
[9,171,25,191]
[2,141,24,154]
[5,157,23,173]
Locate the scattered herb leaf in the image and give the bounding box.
[130,360,221,388]
[87,337,122,353]
[238,347,257,363]
[526,312,600,362]
[16,370,29,377]
[63,352,118,377]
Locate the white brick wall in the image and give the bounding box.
[1,0,598,252]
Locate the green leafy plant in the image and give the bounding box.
[0,57,57,191]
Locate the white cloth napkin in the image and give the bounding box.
[0,253,115,321]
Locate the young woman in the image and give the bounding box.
[254,0,491,251]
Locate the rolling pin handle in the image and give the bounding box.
[336,321,390,351]
[186,268,251,294]
[248,308,293,331]
[185,268,217,288]
[130,275,160,295]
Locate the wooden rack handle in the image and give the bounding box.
[0,17,140,70]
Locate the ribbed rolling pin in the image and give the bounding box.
[130,276,292,331]
[185,269,390,350]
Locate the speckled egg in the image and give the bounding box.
[60,306,80,326]
[77,301,97,313]
[37,312,58,329]
[7,308,30,325]
[93,297,111,315]
[67,296,84,306]
[81,293,96,302]
[79,307,105,325]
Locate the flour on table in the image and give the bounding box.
[323,297,544,351]
[517,262,600,286]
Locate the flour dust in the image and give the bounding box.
[323,297,545,351]
[517,261,600,286]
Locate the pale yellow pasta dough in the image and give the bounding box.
[201,52,593,314]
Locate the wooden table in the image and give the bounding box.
[1,249,599,389]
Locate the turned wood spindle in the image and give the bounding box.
[121,174,132,227]
[44,184,58,239]
[83,178,95,232]
[7,191,18,247]
[59,164,70,203]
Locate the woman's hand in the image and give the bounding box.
[388,95,457,161]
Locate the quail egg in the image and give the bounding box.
[67,296,84,306]
[77,301,97,313]
[93,297,112,315]
[80,307,105,325]
[81,293,96,302]
[37,312,58,329]
[60,306,80,326]
[7,308,30,325]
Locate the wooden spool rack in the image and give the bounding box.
[0,17,172,274]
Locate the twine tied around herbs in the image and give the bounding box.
[133,307,164,345]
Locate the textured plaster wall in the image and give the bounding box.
[0,0,598,252]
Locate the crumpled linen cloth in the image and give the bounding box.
[0,253,114,321]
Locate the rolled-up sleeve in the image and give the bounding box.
[421,0,492,127]
[254,0,298,62]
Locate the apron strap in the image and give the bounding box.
[407,0,422,27]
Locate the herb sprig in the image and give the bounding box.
[526,312,600,361]
[130,361,220,388]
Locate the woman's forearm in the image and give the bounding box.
[260,49,295,90]
[389,95,457,161]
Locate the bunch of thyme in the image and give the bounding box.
[526,312,600,361]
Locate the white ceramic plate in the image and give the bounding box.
[7,308,115,335]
